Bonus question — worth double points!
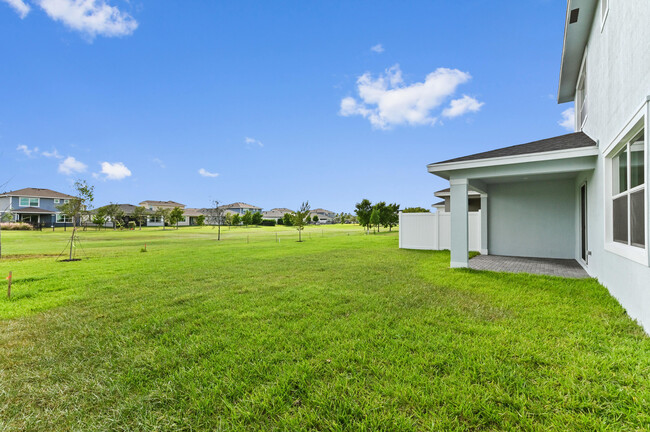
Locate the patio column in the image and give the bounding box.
[450,178,469,268]
[481,193,488,255]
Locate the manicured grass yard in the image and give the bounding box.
[0,225,649,431]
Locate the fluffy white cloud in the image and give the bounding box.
[245,137,263,147]
[36,0,138,38]
[370,43,384,53]
[16,144,38,157]
[340,64,481,129]
[2,0,31,18]
[58,156,87,175]
[98,161,131,180]
[198,168,219,178]
[558,107,575,131]
[42,148,63,159]
[442,95,484,118]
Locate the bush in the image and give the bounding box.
[128,221,136,230]
[261,219,276,226]
[277,218,284,225]
[0,222,33,230]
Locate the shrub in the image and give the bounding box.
[277,218,284,225]
[261,219,276,226]
[0,222,33,230]
[128,221,136,230]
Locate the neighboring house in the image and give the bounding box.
[89,204,151,228]
[262,208,293,220]
[310,208,336,224]
[433,188,481,213]
[219,202,262,215]
[183,208,205,226]
[426,0,650,332]
[139,200,187,226]
[0,187,76,227]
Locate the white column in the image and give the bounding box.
[450,178,469,268]
[480,193,488,255]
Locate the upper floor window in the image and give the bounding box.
[612,129,645,248]
[19,197,39,207]
[576,65,587,128]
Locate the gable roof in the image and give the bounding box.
[220,202,261,210]
[93,204,148,215]
[312,208,334,214]
[430,132,597,165]
[139,200,185,207]
[0,188,76,199]
[269,208,293,213]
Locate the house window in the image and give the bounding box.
[56,214,73,223]
[149,216,161,223]
[576,65,587,128]
[612,129,645,248]
[19,197,39,207]
[54,199,60,204]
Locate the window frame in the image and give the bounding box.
[19,197,40,207]
[604,110,648,266]
[56,213,73,223]
[576,56,588,130]
[611,133,645,247]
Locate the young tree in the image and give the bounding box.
[242,210,253,226]
[385,203,400,231]
[369,208,380,233]
[252,211,263,226]
[231,213,241,226]
[92,208,107,230]
[282,212,294,226]
[196,215,206,226]
[312,215,319,223]
[154,207,171,230]
[131,206,148,230]
[225,212,233,229]
[57,180,94,261]
[206,200,226,240]
[292,201,310,242]
[355,199,373,234]
[103,203,125,230]
[169,206,185,229]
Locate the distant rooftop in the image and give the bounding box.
[0,187,76,199]
[139,200,185,207]
[220,202,261,209]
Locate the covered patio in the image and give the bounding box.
[428,132,599,271]
[469,254,590,278]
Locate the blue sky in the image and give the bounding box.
[0,0,574,212]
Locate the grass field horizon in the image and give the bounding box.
[1,226,649,430]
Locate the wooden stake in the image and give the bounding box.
[7,271,12,298]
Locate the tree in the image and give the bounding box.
[355,199,373,234]
[154,207,171,230]
[369,208,380,233]
[373,201,387,232]
[92,208,107,230]
[206,200,226,240]
[225,213,233,228]
[131,206,148,230]
[282,212,293,226]
[292,201,310,242]
[232,213,241,226]
[242,210,253,226]
[57,180,94,261]
[196,215,205,226]
[312,215,319,223]
[103,203,125,230]
[402,207,430,213]
[385,203,400,231]
[252,211,263,226]
[169,207,185,229]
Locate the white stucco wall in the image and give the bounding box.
[574,0,650,332]
[488,179,576,259]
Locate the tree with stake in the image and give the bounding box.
[57,180,94,261]
[169,207,185,229]
[292,201,310,242]
[132,206,148,230]
[355,199,373,234]
[370,208,380,233]
[208,200,225,240]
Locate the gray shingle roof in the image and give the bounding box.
[0,188,76,199]
[10,207,56,214]
[220,202,261,210]
[431,132,596,165]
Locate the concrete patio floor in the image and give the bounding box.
[469,255,590,278]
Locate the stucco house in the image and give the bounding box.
[0,187,76,227]
[262,208,293,220]
[139,200,187,226]
[310,208,336,224]
[427,0,650,332]
[219,202,262,215]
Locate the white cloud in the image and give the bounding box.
[559,107,575,131]
[153,157,165,168]
[244,137,263,147]
[98,161,131,180]
[2,0,30,18]
[370,43,384,53]
[58,156,87,175]
[36,0,138,38]
[16,144,38,157]
[340,64,481,129]
[198,168,219,178]
[442,95,484,118]
[42,148,63,159]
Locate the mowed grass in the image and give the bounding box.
[0,226,649,431]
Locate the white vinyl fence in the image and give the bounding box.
[399,211,481,251]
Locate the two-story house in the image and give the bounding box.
[426,1,650,332]
[262,208,293,220]
[218,202,262,215]
[310,208,336,224]
[0,188,76,227]
[139,200,187,226]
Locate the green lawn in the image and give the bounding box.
[0,226,648,431]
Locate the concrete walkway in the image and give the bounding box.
[469,255,590,278]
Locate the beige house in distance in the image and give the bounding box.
[139,200,187,226]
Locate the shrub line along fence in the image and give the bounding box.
[398,211,481,251]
